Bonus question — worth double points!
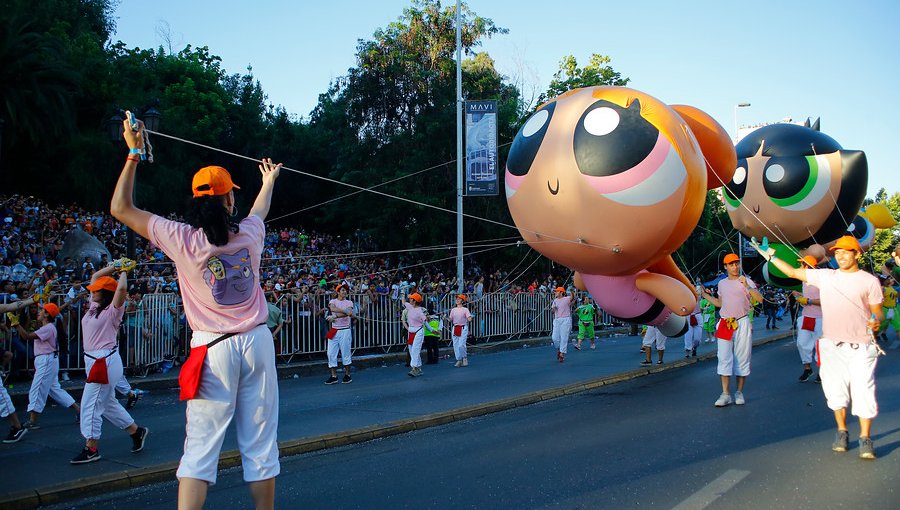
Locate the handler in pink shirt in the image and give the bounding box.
[760,235,884,459]
[551,287,574,362]
[448,294,473,367]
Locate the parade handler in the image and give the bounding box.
[755,235,884,459]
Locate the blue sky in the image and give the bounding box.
[113,0,898,194]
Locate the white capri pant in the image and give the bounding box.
[716,316,752,377]
[684,322,702,350]
[327,328,353,368]
[796,315,822,365]
[452,325,469,361]
[80,350,134,440]
[818,338,878,419]
[28,353,75,413]
[177,325,280,485]
[642,326,666,351]
[408,328,425,368]
[0,385,15,418]
[552,317,572,354]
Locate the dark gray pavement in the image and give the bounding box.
[0,318,806,508]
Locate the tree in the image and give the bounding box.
[539,54,630,104]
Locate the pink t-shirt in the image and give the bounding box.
[449,306,472,325]
[552,295,573,319]
[800,283,822,318]
[805,268,882,344]
[81,302,125,351]
[148,215,267,333]
[404,302,425,330]
[717,277,756,318]
[329,298,354,329]
[33,323,57,355]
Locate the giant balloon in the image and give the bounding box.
[505,86,736,336]
[56,229,112,269]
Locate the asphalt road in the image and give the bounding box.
[44,337,900,510]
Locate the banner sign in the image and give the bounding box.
[465,100,498,196]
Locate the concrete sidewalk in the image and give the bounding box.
[0,318,795,509]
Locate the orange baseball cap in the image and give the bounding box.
[408,292,423,303]
[87,276,118,292]
[192,166,240,197]
[43,303,60,318]
[797,255,818,268]
[554,287,566,294]
[829,235,862,253]
[723,253,740,264]
[335,283,349,292]
[456,294,467,302]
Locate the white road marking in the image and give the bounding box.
[671,469,751,510]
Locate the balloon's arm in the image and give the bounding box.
[635,272,696,316]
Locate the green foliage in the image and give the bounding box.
[539,54,631,104]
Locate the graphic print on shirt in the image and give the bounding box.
[203,249,254,305]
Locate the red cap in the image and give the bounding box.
[829,235,862,253]
[723,253,740,264]
[43,303,60,318]
[87,276,118,293]
[456,294,467,302]
[192,166,240,197]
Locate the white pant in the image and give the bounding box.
[327,328,353,368]
[552,317,572,354]
[0,385,14,418]
[452,325,469,361]
[642,326,666,350]
[80,350,134,440]
[27,353,75,413]
[716,316,752,377]
[684,323,702,350]
[819,338,878,419]
[408,329,425,368]
[796,315,822,365]
[116,375,133,396]
[177,325,280,485]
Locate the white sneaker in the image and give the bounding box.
[462,358,468,367]
[61,371,70,382]
[734,391,745,405]
[454,360,462,367]
[714,393,732,407]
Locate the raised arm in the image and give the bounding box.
[249,158,282,221]
[699,288,722,308]
[110,118,153,239]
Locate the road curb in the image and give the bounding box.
[0,330,793,509]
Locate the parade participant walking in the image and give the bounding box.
[448,294,473,367]
[111,117,282,509]
[13,303,80,428]
[325,284,355,384]
[758,236,884,459]
[700,291,717,343]
[423,311,441,365]
[683,300,703,358]
[550,287,574,362]
[574,295,598,350]
[71,266,149,464]
[641,326,666,365]
[879,275,898,342]
[700,253,763,407]
[793,256,823,383]
[402,292,427,376]
[1,297,37,443]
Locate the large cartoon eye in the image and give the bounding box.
[722,160,747,209]
[763,155,832,211]
[574,99,658,177]
[242,266,252,278]
[506,102,556,176]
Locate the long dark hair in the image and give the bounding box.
[90,289,115,318]
[184,195,239,246]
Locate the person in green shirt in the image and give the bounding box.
[574,296,598,350]
[700,294,717,343]
[423,312,441,364]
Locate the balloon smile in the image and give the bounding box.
[752,204,760,213]
[548,179,559,195]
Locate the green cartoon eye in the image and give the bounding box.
[763,155,832,211]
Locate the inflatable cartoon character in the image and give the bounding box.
[723,123,868,288]
[505,86,736,336]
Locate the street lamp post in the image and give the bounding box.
[733,102,750,269]
[106,105,160,259]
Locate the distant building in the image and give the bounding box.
[736,117,820,143]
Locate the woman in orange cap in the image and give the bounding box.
[112,117,282,508]
[550,287,574,362]
[325,283,356,384]
[13,302,80,429]
[401,292,427,376]
[448,294,473,367]
[792,256,823,383]
[70,266,148,465]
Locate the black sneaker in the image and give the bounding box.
[71,447,101,464]
[799,368,812,382]
[814,374,821,384]
[131,426,148,453]
[2,426,27,444]
[342,374,352,384]
[859,437,876,460]
[640,360,652,366]
[691,348,697,357]
[656,360,663,365]
[126,391,139,410]
[325,375,339,385]
[832,430,849,452]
